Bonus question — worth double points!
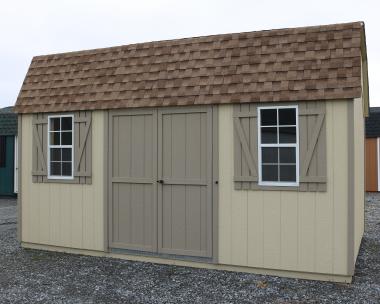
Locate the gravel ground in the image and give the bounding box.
[0,196,379,304]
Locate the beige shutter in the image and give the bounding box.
[298,102,327,192]
[233,102,327,192]
[233,103,260,190]
[74,111,92,185]
[32,114,48,183]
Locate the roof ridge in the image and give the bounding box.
[32,21,364,60]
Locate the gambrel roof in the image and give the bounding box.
[15,22,368,113]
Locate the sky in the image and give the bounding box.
[0,0,379,108]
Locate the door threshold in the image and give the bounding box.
[110,247,214,264]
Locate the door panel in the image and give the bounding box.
[109,109,157,251]
[158,107,213,257]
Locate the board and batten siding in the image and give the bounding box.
[218,100,354,276]
[21,111,106,251]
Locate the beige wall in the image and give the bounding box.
[20,111,106,251]
[353,97,365,260]
[218,101,352,276]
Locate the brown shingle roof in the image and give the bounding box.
[14,22,367,113]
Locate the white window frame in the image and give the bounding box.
[257,105,299,187]
[47,114,74,180]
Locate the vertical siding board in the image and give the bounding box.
[49,184,61,246]
[280,191,298,270]
[39,182,50,244]
[297,192,315,272]
[70,187,83,248]
[59,185,72,247]
[263,191,281,269]
[247,191,264,267]
[315,191,333,273]
[29,178,41,242]
[230,189,248,265]
[83,184,95,249]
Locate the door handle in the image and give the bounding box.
[157,179,164,184]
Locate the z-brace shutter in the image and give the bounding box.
[233,102,327,192]
[32,114,48,183]
[32,111,92,184]
[298,102,327,192]
[74,111,92,184]
[233,103,260,190]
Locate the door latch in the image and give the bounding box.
[157,179,164,184]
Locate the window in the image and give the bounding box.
[258,106,299,186]
[48,115,74,179]
[0,136,5,167]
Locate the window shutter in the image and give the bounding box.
[74,111,92,184]
[233,104,260,190]
[298,102,327,192]
[32,114,48,183]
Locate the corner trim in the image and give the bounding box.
[347,99,355,275]
[212,105,219,263]
[17,115,22,242]
[103,111,109,252]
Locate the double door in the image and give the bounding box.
[109,106,213,258]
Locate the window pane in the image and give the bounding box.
[62,148,72,161]
[50,118,60,131]
[61,132,72,145]
[50,162,61,176]
[262,164,278,182]
[279,147,296,163]
[61,117,72,131]
[62,162,72,176]
[261,109,277,126]
[50,148,61,161]
[50,132,60,145]
[279,108,296,125]
[280,165,296,182]
[262,147,278,163]
[279,127,296,143]
[261,127,277,144]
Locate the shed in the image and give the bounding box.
[365,107,380,191]
[0,107,18,196]
[14,21,368,282]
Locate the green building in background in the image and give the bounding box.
[0,107,17,197]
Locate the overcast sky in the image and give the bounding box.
[0,0,379,108]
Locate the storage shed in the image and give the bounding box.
[365,107,380,191]
[0,107,18,196]
[14,22,368,282]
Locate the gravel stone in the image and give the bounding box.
[0,195,379,303]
